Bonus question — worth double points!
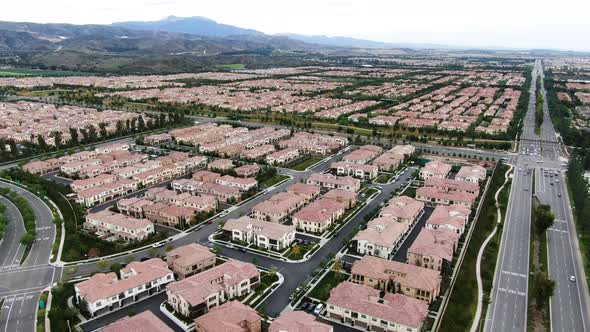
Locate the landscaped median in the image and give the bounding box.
[285,155,324,171]
[437,162,510,332]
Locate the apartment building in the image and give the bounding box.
[269,311,333,332]
[166,260,259,318]
[306,173,361,192]
[144,133,173,145]
[287,183,321,203]
[194,300,261,332]
[323,188,358,209]
[74,258,173,317]
[216,175,258,191]
[424,177,480,196]
[83,210,154,242]
[240,144,276,160]
[71,174,117,193]
[101,310,174,332]
[167,244,216,279]
[235,164,260,178]
[354,216,410,258]
[117,197,153,218]
[22,160,58,175]
[326,282,429,332]
[407,228,460,271]
[425,204,471,235]
[172,178,242,203]
[292,198,347,234]
[415,186,477,208]
[331,161,379,180]
[76,179,139,207]
[251,192,306,223]
[265,148,300,165]
[419,161,452,180]
[207,159,234,172]
[95,143,130,155]
[351,255,441,303]
[455,165,487,183]
[342,145,383,164]
[223,216,296,251]
[379,195,424,225]
[372,153,403,172]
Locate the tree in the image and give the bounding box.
[534,272,556,308]
[37,136,49,151]
[148,247,159,258]
[96,259,109,270]
[269,266,278,277]
[332,258,343,278]
[534,203,555,234]
[69,128,79,145]
[53,131,63,148]
[20,233,35,245]
[110,263,122,275]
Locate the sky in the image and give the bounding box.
[1,0,590,51]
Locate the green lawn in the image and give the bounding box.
[215,63,246,70]
[286,156,323,171]
[401,186,417,198]
[374,174,392,184]
[285,242,318,260]
[308,271,348,301]
[438,163,510,332]
[259,174,289,187]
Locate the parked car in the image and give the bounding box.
[313,303,324,315]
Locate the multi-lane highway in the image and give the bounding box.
[487,59,590,331]
[531,60,590,332]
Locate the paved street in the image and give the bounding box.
[0,181,61,332]
[487,59,590,332]
[486,60,540,332]
[0,197,26,270]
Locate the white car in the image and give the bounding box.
[570,275,576,282]
[313,303,324,315]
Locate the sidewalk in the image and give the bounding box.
[470,165,512,332]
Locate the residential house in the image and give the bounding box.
[167,244,216,279]
[166,260,259,318]
[194,300,261,332]
[306,173,361,192]
[223,216,296,251]
[74,258,173,317]
[351,255,441,303]
[407,228,460,271]
[326,282,429,332]
[419,161,452,180]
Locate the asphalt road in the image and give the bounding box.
[487,59,590,332]
[0,180,61,332]
[532,59,590,332]
[0,197,26,270]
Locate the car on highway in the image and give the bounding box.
[152,242,165,248]
[570,275,576,282]
[558,193,562,197]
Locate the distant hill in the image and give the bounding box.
[278,33,453,49]
[113,16,262,38]
[0,20,319,55]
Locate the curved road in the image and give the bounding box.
[0,180,60,332]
